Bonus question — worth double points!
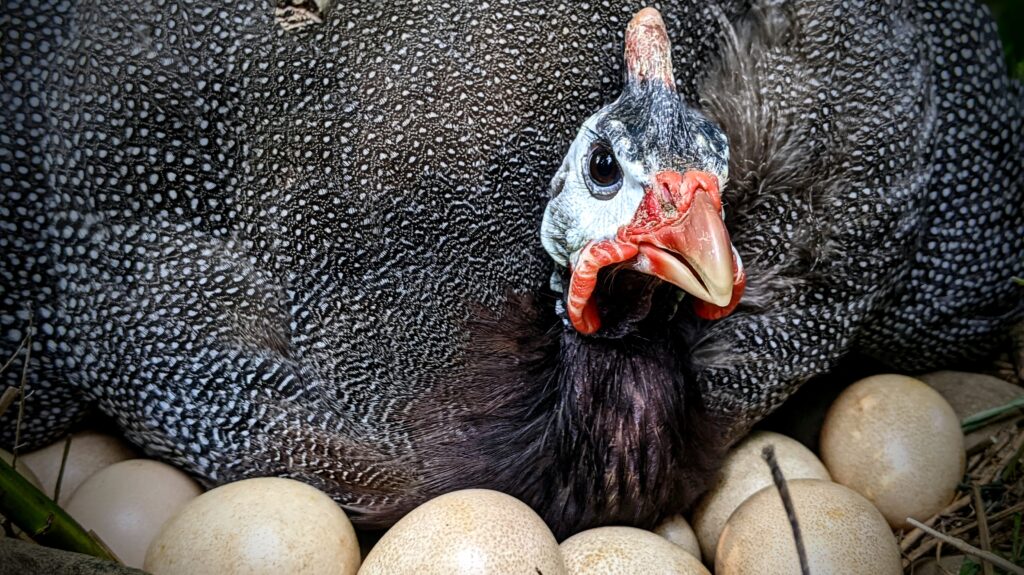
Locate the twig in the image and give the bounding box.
[53,434,74,503]
[0,387,18,419]
[906,501,1024,564]
[1002,437,1024,483]
[972,484,994,575]
[0,334,29,376]
[970,429,1024,486]
[968,435,1000,457]
[900,495,972,551]
[1013,513,1023,565]
[906,518,1024,575]
[951,502,1024,538]
[762,445,810,575]
[11,315,32,468]
[989,514,1024,546]
[933,540,944,572]
[976,433,1014,476]
[963,397,1024,433]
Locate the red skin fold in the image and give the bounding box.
[567,240,640,335]
[567,170,745,334]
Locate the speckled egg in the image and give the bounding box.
[22,430,137,504]
[692,431,830,564]
[716,479,901,575]
[561,526,709,575]
[920,371,1022,453]
[145,477,359,575]
[820,374,965,528]
[358,489,565,575]
[652,514,702,561]
[65,459,203,569]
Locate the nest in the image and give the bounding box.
[898,347,1024,574]
[3,327,1024,573]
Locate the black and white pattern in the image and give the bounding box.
[1,0,1020,537]
[695,0,1023,421]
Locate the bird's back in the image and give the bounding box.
[691,0,1023,421]
[0,0,741,508]
[0,0,1020,534]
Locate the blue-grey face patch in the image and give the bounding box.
[596,83,729,182]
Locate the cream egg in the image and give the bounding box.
[21,430,137,504]
[692,431,830,564]
[561,526,709,575]
[820,374,965,528]
[145,477,359,575]
[359,489,565,575]
[716,479,901,575]
[65,459,202,568]
[652,514,702,561]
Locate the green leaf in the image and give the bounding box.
[961,396,1024,433]
[0,457,119,562]
[958,557,981,575]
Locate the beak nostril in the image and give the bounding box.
[659,181,673,205]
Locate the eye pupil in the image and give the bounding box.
[590,151,617,184]
[586,144,622,198]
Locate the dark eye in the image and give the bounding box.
[586,143,622,199]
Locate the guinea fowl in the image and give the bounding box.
[1,0,1022,539]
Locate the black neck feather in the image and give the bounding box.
[417,291,732,539]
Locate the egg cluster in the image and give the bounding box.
[9,373,965,574]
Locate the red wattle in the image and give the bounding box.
[567,240,639,334]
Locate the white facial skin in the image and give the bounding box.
[541,112,730,273]
[540,113,648,270]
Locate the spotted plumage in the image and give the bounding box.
[1,0,1021,538]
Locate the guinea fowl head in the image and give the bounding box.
[425,8,747,539]
[541,8,746,336]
